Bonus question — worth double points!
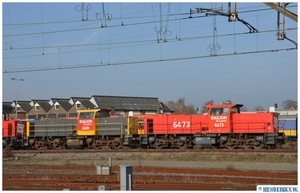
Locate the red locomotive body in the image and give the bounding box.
[142,114,208,134]
[140,103,283,149]
[2,120,26,137]
[2,120,27,148]
[231,112,278,134]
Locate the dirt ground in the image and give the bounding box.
[8,151,298,173]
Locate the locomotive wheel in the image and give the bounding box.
[155,140,163,149]
[253,142,264,149]
[178,142,187,149]
[48,142,54,149]
[53,142,61,150]
[35,141,44,150]
[115,143,121,149]
[171,140,179,149]
[226,142,236,149]
[107,142,114,149]
[244,141,253,149]
[87,141,93,149]
[172,140,186,149]
[107,141,121,149]
[92,141,102,149]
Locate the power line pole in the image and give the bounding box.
[11,78,24,120]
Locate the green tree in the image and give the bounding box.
[167,97,197,114]
[240,106,248,112]
[253,105,265,111]
[282,99,297,110]
[201,100,214,114]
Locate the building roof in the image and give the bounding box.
[30,99,52,112]
[69,97,97,109]
[91,95,162,111]
[160,102,174,113]
[14,100,33,113]
[2,102,14,114]
[276,110,298,116]
[50,98,73,111]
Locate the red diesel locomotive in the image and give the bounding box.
[2,103,285,150]
[139,103,285,149]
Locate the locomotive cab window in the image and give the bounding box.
[210,108,228,115]
[79,112,95,118]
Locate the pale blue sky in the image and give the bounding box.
[2,2,298,111]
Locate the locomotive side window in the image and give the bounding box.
[95,111,109,118]
[230,107,240,114]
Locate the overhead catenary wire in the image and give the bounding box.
[2,3,298,74]
[3,4,295,53]
[4,13,297,50]
[2,46,297,74]
[3,27,297,59]
[3,4,292,38]
[40,3,45,55]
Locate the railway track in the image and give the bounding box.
[3,166,297,191]
[9,147,297,154]
[3,145,297,191]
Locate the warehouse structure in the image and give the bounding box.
[3,95,174,120]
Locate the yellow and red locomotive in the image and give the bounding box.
[2,103,285,150]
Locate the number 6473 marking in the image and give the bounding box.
[214,123,224,127]
[173,121,191,128]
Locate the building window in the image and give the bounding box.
[69,113,77,117]
[35,106,40,111]
[38,114,46,119]
[28,115,36,120]
[55,104,59,110]
[16,106,21,112]
[58,114,66,118]
[48,114,56,119]
[76,103,80,109]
